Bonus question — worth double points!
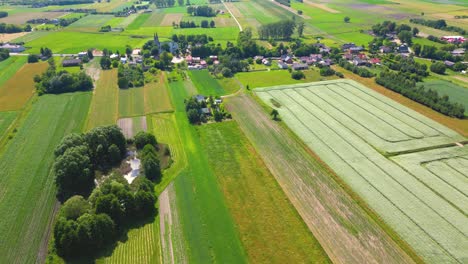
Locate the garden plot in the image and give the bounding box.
[255,79,468,264]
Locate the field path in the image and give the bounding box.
[223,1,243,31]
[226,94,415,264]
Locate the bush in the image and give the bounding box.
[335,72,344,78]
[291,71,305,80]
[430,62,446,74]
[134,131,157,149]
[221,67,233,77]
[320,67,335,76]
[28,54,39,63]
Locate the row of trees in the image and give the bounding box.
[376,70,465,118]
[0,23,31,33]
[0,48,9,62]
[413,44,464,62]
[338,59,374,78]
[409,18,466,35]
[383,55,428,81]
[187,5,216,17]
[34,59,93,95]
[176,20,215,28]
[258,20,296,40]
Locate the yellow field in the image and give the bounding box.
[86,69,119,130]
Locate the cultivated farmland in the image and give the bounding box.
[255,79,468,263]
[117,116,147,138]
[0,92,92,263]
[86,69,119,130]
[0,111,17,141]
[188,70,226,96]
[0,61,48,111]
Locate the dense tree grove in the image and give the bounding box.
[53,125,127,200]
[0,23,30,33]
[54,175,156,259]
[0,48,9,62]
[338,59,374,78]
[258,20,296,40]
[140,144,161,182]
[187,6,216,17]
[376,70,465,118]
[154,0,175,8]
[134,131,158,149]
[430,61,446,74]
[0,11,8,18]
[383,55,428,81]
[34,59,93,95]
[409,18,466,35]
[117,64,144,88]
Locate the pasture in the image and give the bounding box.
[0,111,17,141]
[418,80,468,115]
[119,87,145,117]
[198,121,331,263]
[86,69,119,130]
[0,61,48,111]
[0,56,26,88]
[188,70,226,96]
[236,69,336,89]
[66,14,115,30]
[255,79,468,263]
[0,92,92,264]
[144,73,173,114]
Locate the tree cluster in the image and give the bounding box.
[383,55,428,81]
[0,23,31,33]
[0,11,8,18]
[416,45,462,62]
[338,59,374,78]
[426,35,447,44]
[258,20,296,40]
[34,59,93,95]
[291,70,305,80]
[376,70,465,118]
[430,61,446,74]
[54,175,156,259]
[27,17,79,27]
[117,64,144,88]
[187,6,216,17]
[409,18,466,35]
[0,48,9,62]
[154,0,176,8]
[53,125,127,200]
[139,144,161,182]
[274,0,290,7]
[319,66,335,76]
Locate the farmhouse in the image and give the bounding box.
[278,61,288,69]
[451,48,465,56]
[349,46,364,54]
[292,63,309,70]
[62,59,81,67]
[380,46,392,53]
[194,94,205,103]
[444,60,455,68]
[0,43,25,53]
[441,36,465,43]
[341,43,356,51]
[77,52,87,58]
[397,44,409,53]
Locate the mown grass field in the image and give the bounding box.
[0,61,48,111]
[188,70,226,96]
[0,92,92,264]
[236,69,336,89]
[119,87,145,117]
[0,57,27,88]
[198,121,331,263]
[418,80,468,115]
[67,14,115,29]
[86,69,119,130]
[226,94,416,264]
[256,80,467,263]
[0,111,17,141]
[144,73,173,114]
[167,80,247,263]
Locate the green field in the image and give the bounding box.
[67,14,115,29]
[119,87,146,117]
[419,80,468,115]
[236,69,336,89]
[0,111,17,141]
[143,74,173,114]
[127,13,152,30]
[188,70,226,96]
[198,121,331,263]
[256,79,467,263]
[86,69,119,130]
[165,80,247,263]
[0,92,92,263]
[0,56,27,88]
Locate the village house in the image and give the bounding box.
[0,43,25,53]
[62,58,81,67]
[319,59,333,67]
[262,58,271,66]
[277,61,289,69]
[77,51,87,58]
[194,95,205,103]
[281,55,293,64]
[380,46,392,53]
[444,60,455,68]
[341,43,356,51]
[397,44,409,53]
[292,62,309,71]
[349,46,364,54]
[370,58,381,65]
[153,33,179,54]
[451,48,465,56]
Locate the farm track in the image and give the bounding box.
[226,94,415,264]
[255,80,468,263]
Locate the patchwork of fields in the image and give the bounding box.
[256,79,468,263]
[0,92,92,263]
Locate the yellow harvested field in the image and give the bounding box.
[0,32,29,42]
[160,13,184,27]
[304,0,340,13]
[0,62,48,111]
[0,12,68,24]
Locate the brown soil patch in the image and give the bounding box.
[0,12,68,25]
[0,62,48,111]
[304,0,340,13]
[117,117,134,138]
[160,13,184,27]
[0,32,28,42]
[333,65,468,136]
